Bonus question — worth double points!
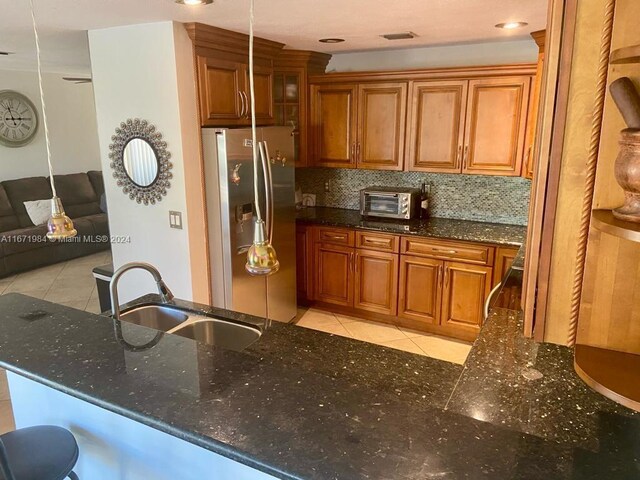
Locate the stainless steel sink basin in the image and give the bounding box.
[119,305,189,332]
[170,319,261,351]
[118,303,261,351]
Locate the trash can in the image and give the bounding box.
[92,263,113,313]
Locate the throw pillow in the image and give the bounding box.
[23,199,51,226]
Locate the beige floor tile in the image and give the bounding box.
[44,285,94,304]
[334,313,363,325]
[342,319,406,343]
[376,338,427,356]
[2,285,49,299]
[299,322,353,338]
[8,272,56,291]
[410,334,472,365]
[296,309,339,328]
[295,307,309,321]
[398,326,432,339]
[71,252,109,265]
[59,300,91,311]
[0,369,9,401]
[85,299,104,314]
[0,400,15,435]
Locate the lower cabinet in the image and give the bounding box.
[297,224,500,341]
[440,262,492,334]
[354,249,399,316]
[314,242,354,307]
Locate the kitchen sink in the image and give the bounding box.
[170,319,261,351]
[119,305,189,332]
[117,303,262,351]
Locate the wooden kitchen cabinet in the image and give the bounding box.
[196,56,247,126]
[310,84,358,168]
[441,262,492,333]
[398,255,443,325]
[354,249,399,315]
[273,51,331,167]
[296,225,314,303]
[462,76,531,176]
[314,242,354,307]
[406,80,468,173]
[356,83,407,170]
[522,30,546,179]
[310,82,407,170]
[493,246,520,287]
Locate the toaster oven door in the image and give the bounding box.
[362,192,401,218]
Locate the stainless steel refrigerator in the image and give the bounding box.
[202,127,297,323]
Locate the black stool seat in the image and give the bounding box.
[0,426,79,480]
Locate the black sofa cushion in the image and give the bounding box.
[0,184,20,233]
[85,213,110,237]
[1,177,52,228]
[50,173,101,219]
[0,225,49,255]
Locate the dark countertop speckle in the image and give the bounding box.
[0,293,638,479]
[296,207,527,246]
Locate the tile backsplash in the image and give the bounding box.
[296,168,532,226]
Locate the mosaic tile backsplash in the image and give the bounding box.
[296,168,532,226]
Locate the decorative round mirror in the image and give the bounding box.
[109,118,172,205]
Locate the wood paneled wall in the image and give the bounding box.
[543,0,640,347]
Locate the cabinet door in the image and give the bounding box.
[406,81,467,173]
[196,56,246,126]
[314,243,354,307]
[310,84,357,168]
[296,225,314,302]
[356,83,407,171]
[354,249,399,315]
[398,256,443,325]
[245,65,275,125]
[463,77,531,176]
[441,261,492,332]
[493,246,519,288]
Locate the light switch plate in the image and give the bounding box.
[169,211,183,229]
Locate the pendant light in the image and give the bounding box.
[30,0,77,240]
[245,0,279,277]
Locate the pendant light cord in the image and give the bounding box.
[29,0,56,197]
[249,0,261,221]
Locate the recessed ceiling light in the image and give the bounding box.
[319,38,345,44]
[495,22,528,29]
[175,0,213,5]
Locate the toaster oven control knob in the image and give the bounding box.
[401,206,408,214]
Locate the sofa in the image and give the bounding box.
[0,171,110,278]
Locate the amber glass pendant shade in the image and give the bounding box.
[245,219,279,276]
[46,197,77,240]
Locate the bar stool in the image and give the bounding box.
[0,426,79,480]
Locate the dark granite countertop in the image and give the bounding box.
[0,293,638,479]
[296,207,527,247]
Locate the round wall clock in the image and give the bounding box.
[0,90,39,148]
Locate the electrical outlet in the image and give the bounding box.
[324,181,330,192]
[169,211,183,229]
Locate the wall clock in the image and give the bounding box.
[0,90,39,148]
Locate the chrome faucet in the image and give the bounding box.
[110,262,174,321]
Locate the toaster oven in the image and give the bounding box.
[360,187,422,220]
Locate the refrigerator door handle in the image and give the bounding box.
[259,141,275,243]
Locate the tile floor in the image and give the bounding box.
[295,308,473,365]
[0,250,112,435]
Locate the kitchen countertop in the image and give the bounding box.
[0,293,638,479]
[296,207,527,247]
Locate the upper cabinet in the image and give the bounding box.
[273,50,331,167]
[185,23,285,128]
[406,80,468,173]
[463,77,531,176]
[522,30,546,179]
[310,82,407,170]
[309,65,537,175]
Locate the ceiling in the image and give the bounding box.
[0,0,547,74]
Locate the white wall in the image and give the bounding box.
[89,22,197,302]
[0,70,101,181]
[326,39,538,72]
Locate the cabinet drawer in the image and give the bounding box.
[356,231,400,253]
[401,237,494,266]
[316,227,355,247]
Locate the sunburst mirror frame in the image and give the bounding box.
[108,118,173,205]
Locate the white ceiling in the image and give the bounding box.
[0,0,547,74]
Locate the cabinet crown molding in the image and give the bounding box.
[184,22,284,59]
[274,49,332,74]
[310,63,537,84]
